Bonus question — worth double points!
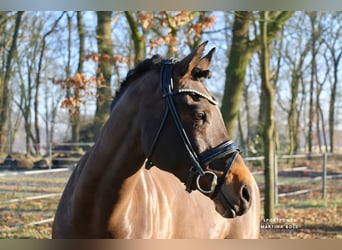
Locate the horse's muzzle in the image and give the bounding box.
[214,184,252,218]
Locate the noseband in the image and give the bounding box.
[145,59,240,194]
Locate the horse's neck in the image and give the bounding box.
[71,88,146,237]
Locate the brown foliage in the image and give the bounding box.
[54,52,129,114]
[52,72,95,114]
[83,53,128,64]
[137,11,216,55]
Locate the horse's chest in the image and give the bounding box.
[108,190,227,238]
[106,169,228,238]
[107,192,172,238]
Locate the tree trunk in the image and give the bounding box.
[23,62,34,155]
[221,11,253,137]
[318,104,328,152]
[66,12,81,145]
[328,50,342,153]
[93,11,113,139]
[243,81,253,154]
[288,74,300,155]
[65,13,73,142]
[260,11,275,219]
[286,35,311,155]
[33,12,64,155]
[237,111,246,150]
[315,85,322,153]
[221,11,293,137]
[308,13,317,155]
[308,74,314,154]
[125,11,145,65]
[0,11,23,152]
[70,11,84,144]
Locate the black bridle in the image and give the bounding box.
[145,59,240,195]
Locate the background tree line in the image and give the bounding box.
[0,11,341,218]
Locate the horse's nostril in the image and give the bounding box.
[241,185,251,203]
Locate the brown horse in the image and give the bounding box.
[52,42,260,239]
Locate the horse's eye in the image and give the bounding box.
[195,112,206,121]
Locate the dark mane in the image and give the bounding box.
[110,55,163,112]
[110,54,212,112]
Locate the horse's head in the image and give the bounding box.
[139,41,254,218]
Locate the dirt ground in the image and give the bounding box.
[0,162,341,239]
[260,186,342,239]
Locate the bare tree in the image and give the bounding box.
[323,13,342,153]
[281,13,312,155]
[0,11,23,151]
[306,12,328,155]
[33,12,64,155]
[124,11,146,65]
[260,11,275,219]
[93,11,113,139]
[14,24,40,154]
[221,11,293,136]
[70,11,85,144]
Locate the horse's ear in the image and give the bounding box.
[173,41,208,78]
[197,47,215,70]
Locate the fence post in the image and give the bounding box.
[322,152,327,199]
[274,153,278,205]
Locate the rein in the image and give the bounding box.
[145,59,240,194]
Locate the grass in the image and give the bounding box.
[0,199,57,239]
[0,170,69,239]
[280,196,342,209]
